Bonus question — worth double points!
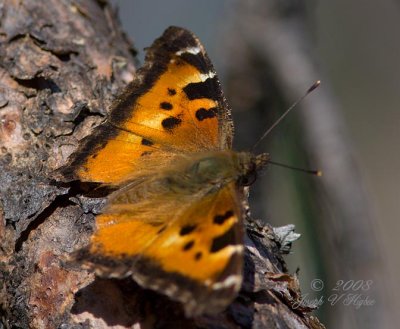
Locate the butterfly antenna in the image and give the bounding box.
[251,80,321,151]
[269,160,322,176]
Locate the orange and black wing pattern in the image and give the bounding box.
[64,26,245,317]
[77,181,244,316]
[62,26,233,185]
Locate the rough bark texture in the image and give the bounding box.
[0,1,325,328]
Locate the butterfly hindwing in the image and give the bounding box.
[77,181,243,316]
[63,26,233,185]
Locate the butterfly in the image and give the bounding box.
[62,26,269,316]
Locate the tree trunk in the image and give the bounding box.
[0,1,324,328]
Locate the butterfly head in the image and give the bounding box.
[235,152,269,187]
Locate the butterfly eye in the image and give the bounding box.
[238,171,257,186]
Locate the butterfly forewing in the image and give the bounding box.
[63,26,233,185]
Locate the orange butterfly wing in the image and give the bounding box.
[78,181,243,316]
[63,26,233,185]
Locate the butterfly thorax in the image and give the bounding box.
[176,151,269,191]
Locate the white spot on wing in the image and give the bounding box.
[199,71,216,82]
[229,245,244,253]
[212,275,242,290]
[176,46,201,56]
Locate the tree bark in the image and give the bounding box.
[0,1,325,328]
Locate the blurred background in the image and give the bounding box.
[112,1,399,328]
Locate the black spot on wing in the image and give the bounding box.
[160,102,173,110]
[141,138,154,146]
[180,224,197,236]
[195,107,218,121]
[179,52,210,74]
[194,252,202,261]
[162,116,182,131]
[167,88,176,95]
[183,77,219,100]
[210,225,237,253]
[213,210,234,225]
[183,240,195,251]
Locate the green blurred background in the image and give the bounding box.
[112,1,399,328]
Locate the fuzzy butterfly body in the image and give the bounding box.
[63,26,268,316]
